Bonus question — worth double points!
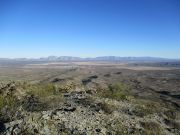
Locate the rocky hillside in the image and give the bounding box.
[0,82,179,135]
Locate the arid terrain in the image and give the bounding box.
[0,60,180,135]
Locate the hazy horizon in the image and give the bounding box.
[1,0,180,58]
[0,55,180,60]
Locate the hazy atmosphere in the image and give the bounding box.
[0,0,180,58]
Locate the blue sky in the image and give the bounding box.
[0,0,180,58]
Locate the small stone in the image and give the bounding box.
[128,128,135,134]
[0,122,6,132]
[95,128,101,132]
[64,106,76,112]
[34,128,39,133]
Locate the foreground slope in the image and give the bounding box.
[0,61,180,134]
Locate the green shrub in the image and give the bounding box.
[5,95,18,108]
[98,83,129,101]
[0,94,19,122]
[27,83,57,98]
[0,95,18,111]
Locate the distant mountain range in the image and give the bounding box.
[0,56,179,62]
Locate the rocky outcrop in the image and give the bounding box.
[0,82,180,135]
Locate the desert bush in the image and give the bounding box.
[0,94,19,122]
[22,94,48,112]
[82,75,98,85]
[0,95,4,111]
[164,109,177,120]
[0,95,18,110]
[105,119,129,135]
[58,83,75,92]
[133,100,161,117]
[164,118,180,130]
[82,78,91,85]
[27,83,57,98]
[24,83,68,111]
[104,74,111,77]
[43,95,65,110]
[88,75,98,79]
[5,95,18,108]
[98,102,115,114]
[98,83,130,101]
[140,121,162,135]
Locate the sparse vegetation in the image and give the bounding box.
[0,94,19,123]
[104,73,111,77]
[4,95,18,109]
[22,94,47,112]
[105,119,129,135]
[140,121,162,135]
[164,110,177,120]
[82,75,98,85]
[82,78,91,85]
[0,61,180,135]
[0,95,18,111]
[133,100,161,117]
[97,102,116,114]
[58,82,76,92]
[98,83,130,101]
[23,83,67,111]
[0,95,4,111]
[27,83,57,97]
[88,75,98,79]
